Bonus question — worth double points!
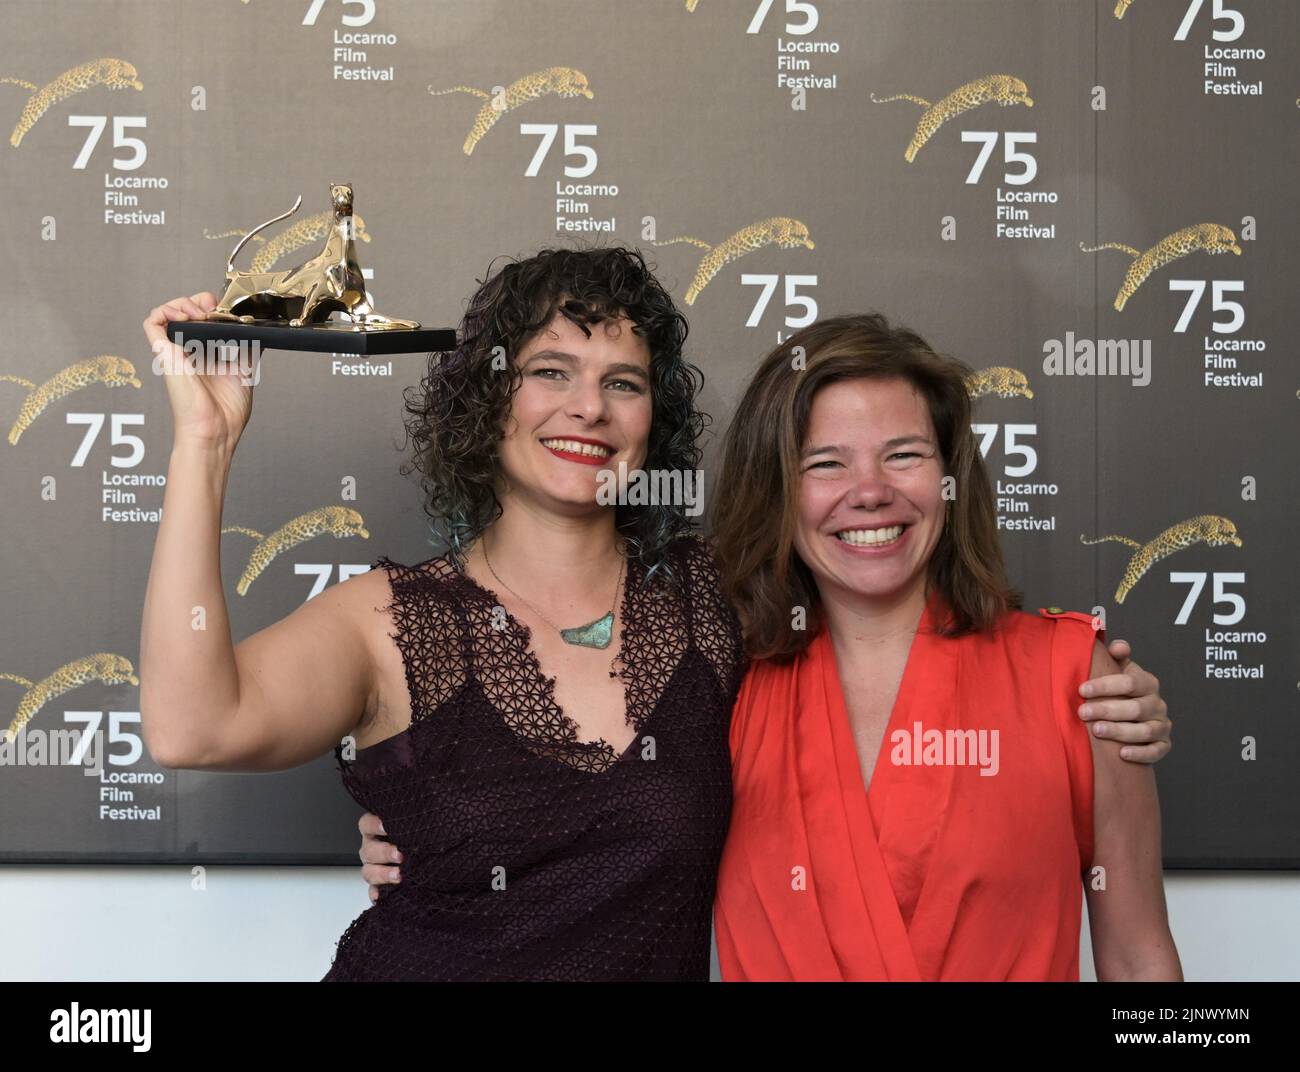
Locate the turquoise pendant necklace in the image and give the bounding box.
[559,614,615,649]
[481,542,625,650]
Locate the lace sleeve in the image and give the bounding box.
[370,556,470,718]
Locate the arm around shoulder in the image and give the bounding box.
[1083,640,1183,981]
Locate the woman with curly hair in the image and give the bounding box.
[139,248,1169,981]
[138,247,743,981]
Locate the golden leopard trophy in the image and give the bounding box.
[209,182,417,330]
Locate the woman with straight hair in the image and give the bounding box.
[708,314,1181,981]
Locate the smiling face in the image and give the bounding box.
[496,305,653,516]
[793,377,947,607]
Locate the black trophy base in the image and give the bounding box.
[165,318,457,356]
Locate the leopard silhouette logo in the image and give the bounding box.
[222,506,370,595]
[2,57,142,147]
[2,654,138,742]
[652,217,814,305]
[2,357,142,445]
[1081,223,1242,312]
[1081,514,1242,603]
[965,367,1034,400]
[871,75,1033,162]
[429,66,594,155]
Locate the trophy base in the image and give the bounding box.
[166,318,456,356]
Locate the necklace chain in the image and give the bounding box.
[480,540,625,639]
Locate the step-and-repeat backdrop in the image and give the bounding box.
[0,0,1294,865]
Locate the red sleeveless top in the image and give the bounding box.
[714,596,1097,981]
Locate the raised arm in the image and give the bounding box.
[1083,641,1182,981]
[138,293,377,773]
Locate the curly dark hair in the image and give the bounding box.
[398,245,707,580]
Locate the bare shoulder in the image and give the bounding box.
[333,560,395,605]
[301,561,391,625]
[258,564,394,679]
[1089,636,1122,679]
[220,561,404,768]
[323,561,412,742]
[1087,637,1151,784]
[325,562,401,663]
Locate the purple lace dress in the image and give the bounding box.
[323,534,745,981]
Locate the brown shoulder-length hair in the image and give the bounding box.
[710,312,1021,661]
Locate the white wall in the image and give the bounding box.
[2,868,1295,981]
